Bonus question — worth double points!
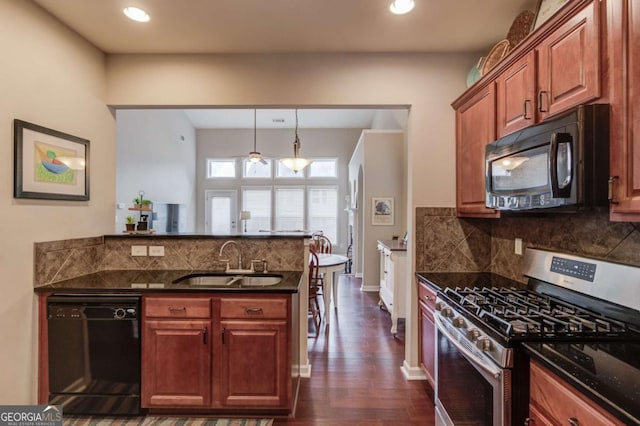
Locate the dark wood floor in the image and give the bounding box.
[276,274,436,425]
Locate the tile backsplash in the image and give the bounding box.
[34,236,305,287]
[415,207,640,282]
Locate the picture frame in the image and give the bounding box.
[14,119,90,201]
[533,0,570,31]
[372,197,394,226]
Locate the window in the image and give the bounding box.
[308,158,338,178]
[308,187,338,242]
[207,159,236,178]
[242,187,272,232]
[243,159,272,178]
[276,161,304,178]
[275,187,304,231]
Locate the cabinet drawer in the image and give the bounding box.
[145,297,211,318]
[530,360,623,426]
[220,297,288,319]
[418,280,437,312]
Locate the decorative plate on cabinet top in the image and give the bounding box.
[506,10,535,48]
[466,56,486,88]
[481,39,511,76]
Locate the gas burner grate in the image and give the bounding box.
[444,286,630,339]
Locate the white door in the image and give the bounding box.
[205,190,238,234]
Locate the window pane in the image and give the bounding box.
[207,160,236,178]
[210,197,231,234]
[243,159,272,178]
[308,159,337,178]
[242,188,272,232]
[276,161,304,178]
[275,188,304,231]
[308,187,338,242]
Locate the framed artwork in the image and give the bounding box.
[372,197,394,226]
[14,119,90,201]
[533,0,570,31]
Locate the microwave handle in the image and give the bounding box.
[550,132,573,198]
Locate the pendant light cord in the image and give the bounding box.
[254,109,257,151]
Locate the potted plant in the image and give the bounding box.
[133,197,142,209]
[125,215,136,232]
[141,199,152,210]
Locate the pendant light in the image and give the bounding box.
[248,109,267,164]
[280,109,311,173]
[389,0,414,15]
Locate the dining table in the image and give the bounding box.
[315,253,349,325]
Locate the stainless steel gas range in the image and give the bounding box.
[426,248,640,426]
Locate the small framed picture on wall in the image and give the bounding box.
[372,197,394,226]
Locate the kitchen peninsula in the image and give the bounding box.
[34,233,308,417]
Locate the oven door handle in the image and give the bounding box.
[435,315,502,379]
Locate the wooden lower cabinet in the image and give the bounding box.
[528,360,623,426]
[141,293,292,412]
[142,319,211,408]
[417,279,436,388]
[219,320,289,408]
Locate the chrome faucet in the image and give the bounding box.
[219,240,254,273]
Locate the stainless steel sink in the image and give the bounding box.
[173,273,283,287]
[241,275,283,286]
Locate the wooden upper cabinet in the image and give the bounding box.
[497,51,536,137]
[536,0,600,120]
[455,83,499,217]
[609,0,640,219]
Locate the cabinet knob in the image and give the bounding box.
[568,418,579,426]
[524,418,531,426]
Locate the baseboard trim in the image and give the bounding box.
[355,272,363,278]
[297,362,312,378]
[401,360,427,381]
[360,284,380,292]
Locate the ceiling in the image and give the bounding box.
[34,0,539,55]
[37,0,537,129]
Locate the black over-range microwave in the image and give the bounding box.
[485,104,610,211]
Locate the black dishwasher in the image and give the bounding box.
[47,294,142,415]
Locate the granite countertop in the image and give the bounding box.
[377,239,407,251]
[106,232,312,239]
[34,270,302,293]
[523,341,640,425]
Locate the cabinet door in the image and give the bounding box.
[536,1,600,120]
[418,300,435,389]
[220,320,290,409]
[529,360,624,426]
[142,320,211,408]
[610,0,640,219]
[456,83,499,217]
[496,51,536,137]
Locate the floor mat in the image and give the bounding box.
[63,417,273,426]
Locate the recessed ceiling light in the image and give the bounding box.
[389,0,415,15]
[123,6,150,22]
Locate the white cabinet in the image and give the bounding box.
[377,240,407,335]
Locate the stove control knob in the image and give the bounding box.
[435,302,443,311]
[453,317,466,328]
[442,307,453,318]
[476,337,492,352]
[467,328,480,341]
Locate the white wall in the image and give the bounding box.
[349,131,405,290]
[0,1,113,403]
[196,128,361,251]
[115,110,196,232]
